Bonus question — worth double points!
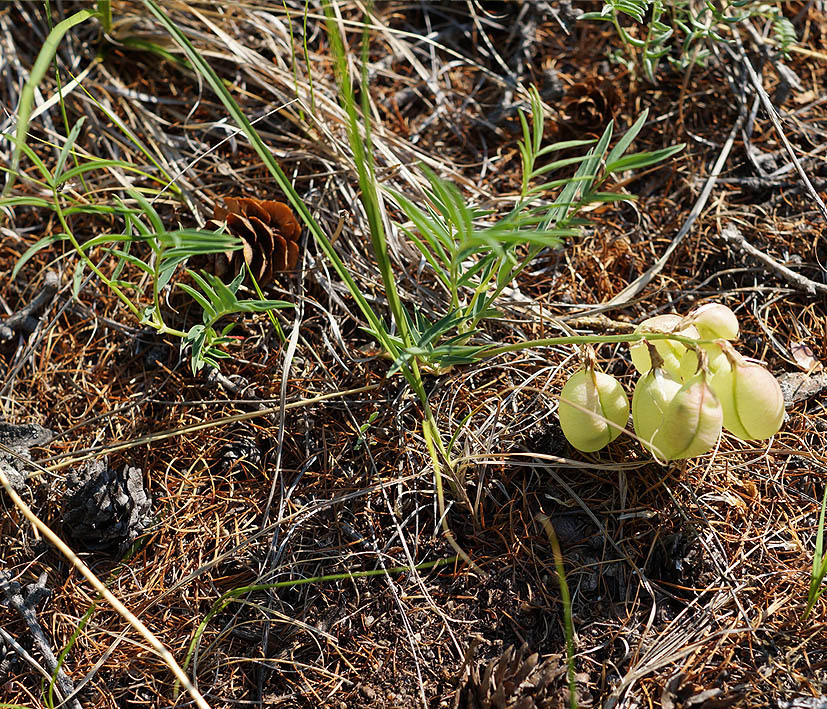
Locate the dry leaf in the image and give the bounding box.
[790,342,823,372]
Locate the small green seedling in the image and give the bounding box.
[354,411,380,451]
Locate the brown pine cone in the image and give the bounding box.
[559,78,621,135]
[206,197,301,285]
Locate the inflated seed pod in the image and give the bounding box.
[651,371,723,461]
[632,366,683,454]
[685,303,739,341]
[629,314,699,381]
[707,342,784,441]
[558,365,629,453]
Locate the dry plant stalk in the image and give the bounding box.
[206,197,301,284]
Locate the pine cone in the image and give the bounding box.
[218,427,264,472]
[0,421,52,491]
[560,78,621,134]
[61,459,153,553]
[455,643,592,709]
[206,197,301,285]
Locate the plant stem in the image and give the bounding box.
[537,514,578,709]
[422,407,484,575]
[482,331,709,360]
[53,197,141,319]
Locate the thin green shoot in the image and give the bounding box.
[537,514,578,709]
[45,602,96,709]
[4,7,99,196]
[281,0,316,122]
[804,485,827,620]
[322,0,413,354]
[281,0,305,124]
[46,536,155,708]
[301,0,317,113]
[96,0,111,33]
[43,0,89,194]
[247,266,286,344]
[355,411,379,450]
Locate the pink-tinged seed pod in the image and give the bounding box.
[651,371,723,461]
[707,342,784,441]
[629,314,699,381]
[685,303,739,341]
[558,367,629,453]
[632,366,683,454]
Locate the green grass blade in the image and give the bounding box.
[804,485,827,619]
[143,0,399,361]
[4,8,99,196]
[0,196,53,210]
[177,282,217,322]
[55,159,162,187]
[54,116,85,179]
[12,233,70,278]
[322,0,411,352]
[605,144,685,174]
[605,109,648,168]
[97,0,112,32]
[1,131,55,184]
[536,139,597,157]
[531,154,594,179]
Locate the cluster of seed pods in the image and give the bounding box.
[557,304,785,461]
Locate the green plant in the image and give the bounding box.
[179,267,293,374]
[134,2,782,566]
[537,514,579,709]
[2,157,291,375]
[2,5,292,376]
[557,304,784,459]
[386,92,684,374]
[582,0,798,82]
[804,486,827,621]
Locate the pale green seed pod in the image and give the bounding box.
[651,371,723,461]
[632,366,683,454]
[558,367,629,453]
[707,343,784,441]
[686,303,739,340]
[629,314,699,381]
